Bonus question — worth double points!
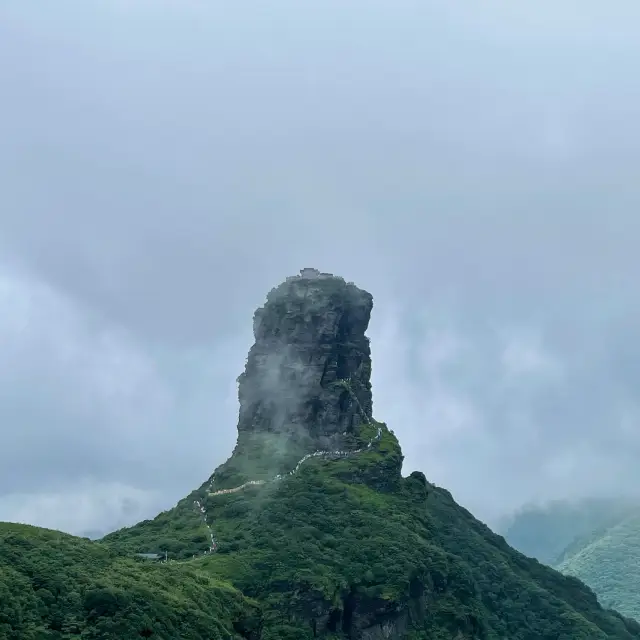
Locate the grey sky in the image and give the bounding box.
[2,1,640,534]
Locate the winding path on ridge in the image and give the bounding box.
[192,380,381,558]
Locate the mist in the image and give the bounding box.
[2,0,640,533]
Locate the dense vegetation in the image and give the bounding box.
[556,510,640,621]
[0,523,260,640]
[102,421,640,639]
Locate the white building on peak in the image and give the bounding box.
[287,268,335,280]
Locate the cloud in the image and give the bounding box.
[2,0,640,533]
[0,481,162,538]
[0,263,243,533]
[369,301,640,525]
[500,329,563,382]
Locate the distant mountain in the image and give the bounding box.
[556,510,640,620]
[3,269,640,639]
[503,498,640,621]
[501,497,638,565]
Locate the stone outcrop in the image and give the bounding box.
[236,268,373,452]
[101,269,640,640]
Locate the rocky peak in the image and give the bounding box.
[236,268,373,452]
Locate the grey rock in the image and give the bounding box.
[236,268,373,453]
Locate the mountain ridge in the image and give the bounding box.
[556,509,640,620]
[502,498,640,619]
[3,269,640,639]
[501,497,639,566]
[99,270,640,638]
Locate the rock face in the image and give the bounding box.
[236,268,373,452]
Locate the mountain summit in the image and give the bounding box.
[237,267,373,452]
[199,268,380,497]
[6,269,640,639]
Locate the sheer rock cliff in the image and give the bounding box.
[236,268,373,453]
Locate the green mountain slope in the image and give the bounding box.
[104,417,640,639]
[0,523,260,640]
[556,511,640,621]
[501,498,640,621]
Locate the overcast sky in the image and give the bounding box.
[2,1,640,535]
